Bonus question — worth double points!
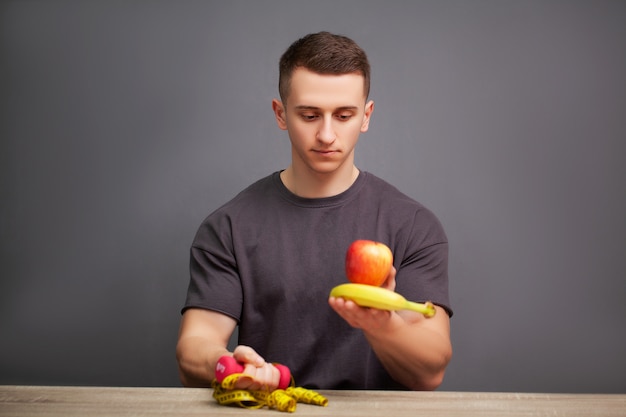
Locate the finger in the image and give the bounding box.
[233,345,266,367]
[338,300,392,330]
[234,374,256,390]
[328,295,345,310]
[255,364,280,390]
[236,363,279,391]
[381,266,397,291]
[234,363,260,390]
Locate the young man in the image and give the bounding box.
[176,32,452,391]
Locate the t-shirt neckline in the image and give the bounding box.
[272,170,368,208]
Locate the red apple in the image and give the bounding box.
[345,240,393,286]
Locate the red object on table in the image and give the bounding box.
[215,355,291,390]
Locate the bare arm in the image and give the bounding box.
[328,268,452,390]
[176,309,235,387]
[176,308,281,389]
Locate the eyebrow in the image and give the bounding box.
[294,105,359,111]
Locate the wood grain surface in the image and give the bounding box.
[1,386,624,416]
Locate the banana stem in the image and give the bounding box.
[408,301,437,318]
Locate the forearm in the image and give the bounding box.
[364,307,452,390]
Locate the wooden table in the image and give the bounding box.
[1,386,624,416]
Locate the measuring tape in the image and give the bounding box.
[212,372,328,413]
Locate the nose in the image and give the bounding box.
[316,116,336,144]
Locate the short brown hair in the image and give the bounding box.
[278,31,371,102]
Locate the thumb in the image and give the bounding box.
[381,266,397,291]
[233,345,266,367]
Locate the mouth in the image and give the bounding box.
[313,149,339,156]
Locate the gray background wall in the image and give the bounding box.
[1,1,624,393]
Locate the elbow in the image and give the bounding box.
[176,344,212,388]
[410,369,446,391]
[409,346,452,391]
[176,355,194,388]
[177,367,212,388]
[402,362,446,391]
[175,344,190,387]
[178,370,192,388]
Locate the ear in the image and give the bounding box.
[272,99,288,130]
[360,100,374,133]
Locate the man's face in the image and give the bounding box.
[273,67,373,176]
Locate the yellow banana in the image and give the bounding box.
[330,283,436,318]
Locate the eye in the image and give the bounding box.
[300,113,319,121]
[335,113,353,121]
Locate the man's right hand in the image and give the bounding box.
[176,309,282,390]
[228,345,282,391]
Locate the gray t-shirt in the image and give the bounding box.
[183,171,450,389]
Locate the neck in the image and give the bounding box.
[280,164,359,198]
